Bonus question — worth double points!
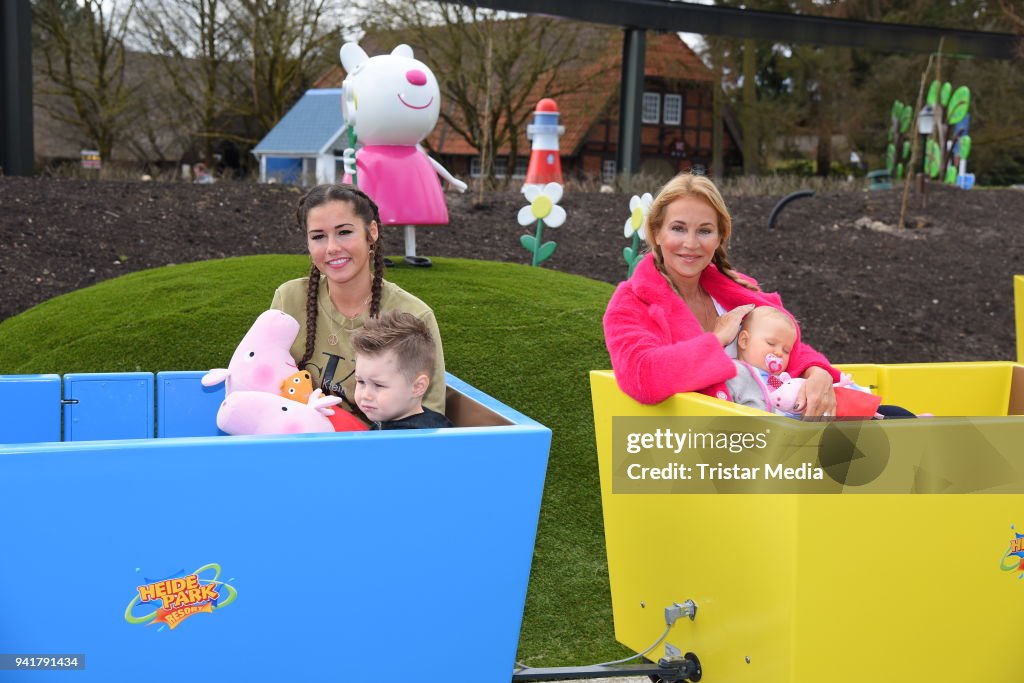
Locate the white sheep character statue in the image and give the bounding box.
[340,42,467,266]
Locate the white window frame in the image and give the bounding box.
[512,156,528,179]
[663,94,682,125]
[602,160,617,184]
[471,156,529,179]
[642,92,661,124]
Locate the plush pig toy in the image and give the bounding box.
[204,311,369,434]
[201,310,299,395]
[217,389,342,435]
[769,372,883,418]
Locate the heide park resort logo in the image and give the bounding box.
[999,526,1024,580]
[124,563,237,631]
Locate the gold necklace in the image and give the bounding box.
[338,293,372,320]
[327,293,372,346]
[700,287,717,331]
[685,288,715,331]
[326,278,373,319]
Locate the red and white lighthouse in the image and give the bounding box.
[523,98,565,190]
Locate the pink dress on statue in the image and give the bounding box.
[356,145,449,225]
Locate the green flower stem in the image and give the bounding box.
[627,233,641,277]
[533,219,544,267]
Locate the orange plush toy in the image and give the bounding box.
[280,370,368,431]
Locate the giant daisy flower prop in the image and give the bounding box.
[518,183,566,267]
[623,192,652,277]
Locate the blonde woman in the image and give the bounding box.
[603,173,839,417]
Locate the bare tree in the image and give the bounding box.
[134,0,236,163]
[33,0,140,162]
[227,0,342,142]
[997,0,1024,58]
[132,0,346,170]
[363,2,591,185]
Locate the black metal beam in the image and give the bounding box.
[466,0,1021,59]
[617,28,645,177]
[1,0,35,176]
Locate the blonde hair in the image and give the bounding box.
[741,305,795,333]
[645,173,758,291]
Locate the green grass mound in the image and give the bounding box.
[0,255,626,665]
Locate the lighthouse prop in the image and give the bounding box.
[340,43,467,267]
[523,98,565,192]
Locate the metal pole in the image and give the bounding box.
[616,27,645,179]
[1,0,35,176]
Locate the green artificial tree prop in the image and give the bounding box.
[923,80,972,185]
[886,101,913,180]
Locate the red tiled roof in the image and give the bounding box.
[313,65,344,90]
[317,29,713,157]
[646,33,714,82]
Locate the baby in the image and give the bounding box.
[351,311,453,430]
[737,306,795,378]
[726,306,799,414]
[726,306,881,417]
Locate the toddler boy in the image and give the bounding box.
[352,311,453,430]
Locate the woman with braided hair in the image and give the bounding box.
[271,184,446,418]
[603,173,841,417]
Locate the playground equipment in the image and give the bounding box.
[766,190,815,229]
[339,42,467,267]
[588,277,1024,682]
[591,361,1024,683]
[0,372,549,682]
[1017,275,1024,363]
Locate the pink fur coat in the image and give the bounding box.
[602,253,839,405]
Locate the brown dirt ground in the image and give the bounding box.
[2,176,1023,364]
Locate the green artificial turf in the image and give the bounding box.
[0,255,632,665]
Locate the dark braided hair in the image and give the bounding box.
[295,183,386,370]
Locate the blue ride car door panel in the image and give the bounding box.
[63,372,154,441]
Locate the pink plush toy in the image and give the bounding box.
[769,372,883,418]
[201,310,299,394]
[204,310,370,434]
[767,372,804,414]
[216,389,342,435]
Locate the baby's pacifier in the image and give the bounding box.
[765,353,784,374]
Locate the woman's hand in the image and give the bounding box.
[799,366,837,418]
[713,303,756,347]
